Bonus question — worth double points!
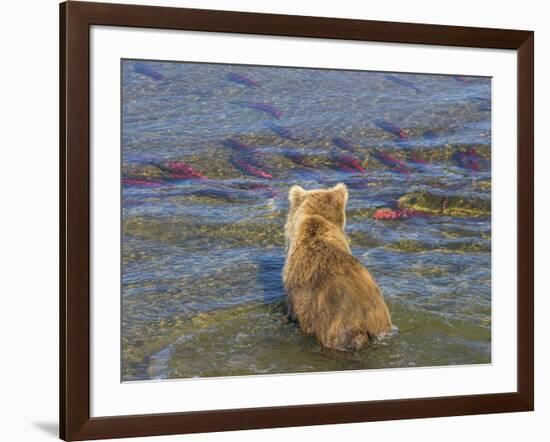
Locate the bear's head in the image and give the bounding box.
[285,183,348,245]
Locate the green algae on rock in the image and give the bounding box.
[398,191,490,218]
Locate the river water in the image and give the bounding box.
[121,59,491,381]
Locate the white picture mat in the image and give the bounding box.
[90,25,517,418]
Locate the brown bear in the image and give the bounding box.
[283,183,393,351]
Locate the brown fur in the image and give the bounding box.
[283,183,392,351]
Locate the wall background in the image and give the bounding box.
[0,0,544,440]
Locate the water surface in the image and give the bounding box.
[121,60,491,381]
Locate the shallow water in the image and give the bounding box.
[121,60,491,381]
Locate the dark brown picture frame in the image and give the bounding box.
[60,1,534,440]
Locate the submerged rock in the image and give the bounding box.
[373,207,428,220]
[398,191,490,218]
[123,164,169,182]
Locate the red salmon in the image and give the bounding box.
[230,155,273,179]
[375,119,409,140]
[373,208,427,220]
[226,72,260,88]
[244,102,283,118]
[331,151,365,173]
[372,150,411,175]
[164,162,207,180]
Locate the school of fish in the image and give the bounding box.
[125,63,489,220]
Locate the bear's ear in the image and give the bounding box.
[289,185,306,207]
[332,183,348,205]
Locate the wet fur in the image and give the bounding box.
[283,184,392,351]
